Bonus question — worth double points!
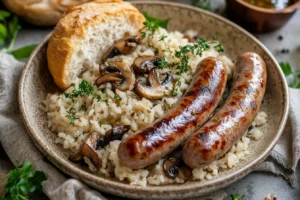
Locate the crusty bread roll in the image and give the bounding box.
[2,0,94,26]
[47,0,145,90]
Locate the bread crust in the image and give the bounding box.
[2,0,95,26]
[47,0,145,90]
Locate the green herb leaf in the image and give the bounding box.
[0,23,8,44]
[279,62,300,89]
[279,62,292,76]
[2,161,47,199]
[11,44,37,59]
[64,80,95,102]
[143,12,169,29]
[66,114,79,125]
[0,10,11,21]
[230,194,245,200]
[192,0,211,11]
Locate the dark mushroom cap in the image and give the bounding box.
[134,69,174,100]
[132,56,161,74]
[163,151,192,181]
[95,62,135,91]
[102,35,141,62]
[81,132,102,168]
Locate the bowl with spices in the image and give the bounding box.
[19,1,289,199]
[226,0,300,32]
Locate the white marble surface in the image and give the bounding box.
[12,0,300,199]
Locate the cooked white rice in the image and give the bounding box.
[44,27,267,187]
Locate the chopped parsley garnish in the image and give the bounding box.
[159,34,168,41]
[2,161,47,200]
[279,62,300,88]
[172,77,181,96]
[97,95,109,105]
[114,96,122,101]
[64,80,95,102]
[157,56,170,69]
[66,114,79,125]
[230,194,245,200]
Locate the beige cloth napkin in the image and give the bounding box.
[0,53,299,199]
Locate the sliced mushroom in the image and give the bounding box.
[102,35,141,62]
[132,56,161,74]
[99,125,131,148]
[81,132,102,168]
[95,62,135,91]
[134,69,174,100]
[163,151,192,181]
[69,125,131,168]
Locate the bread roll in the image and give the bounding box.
[2,0,94,26]
[47,0,145,90]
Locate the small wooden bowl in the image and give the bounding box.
[226,0,300,32]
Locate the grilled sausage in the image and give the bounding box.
[182,52,267,168]
[118,57,228,169]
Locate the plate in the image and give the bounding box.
[18,1,289,199]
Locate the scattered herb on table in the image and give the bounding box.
[192,0,211,11]
[2,161,47,200]
[279,62,300,88]
[230,194,245,200]
[0,10,37,59]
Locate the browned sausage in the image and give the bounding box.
[182,52,267,168]
[118,57,228,169]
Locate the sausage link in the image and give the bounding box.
[182,52,267,168]
[118,57,227,169]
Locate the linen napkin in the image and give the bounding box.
[0,53,298,200]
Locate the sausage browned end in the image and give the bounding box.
[118,57,228,169]
[182,52,267,168]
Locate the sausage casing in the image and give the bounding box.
[118,57,227,169]
[182,52,267,168]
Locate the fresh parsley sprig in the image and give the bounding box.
[279,62,300,88]
[230,194,245,200]
[141,12,169,39]
[0,10,37,59]
[172,77,182,96]
[2,161,47,200]
[156,37,224,74]
[64,80,95,103]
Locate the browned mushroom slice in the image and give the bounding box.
[81,132,102,168]
[95,62,135,91]
[134,69,174,100]
[132,56,161,74]
[102,35,141,62]
[163,151,192,181]
[99,125,131,148]
[95,72,122,86]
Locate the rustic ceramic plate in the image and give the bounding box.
[18,1,289,199]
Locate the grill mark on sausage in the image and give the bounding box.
[182,52,267,168]
[118,57,228,169]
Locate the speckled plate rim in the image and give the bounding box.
[18,1,289,199]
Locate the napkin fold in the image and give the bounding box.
[0,53,298,200]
